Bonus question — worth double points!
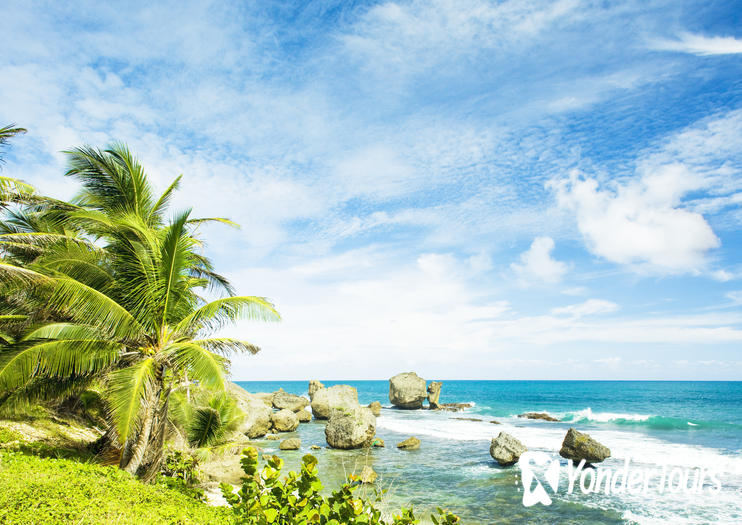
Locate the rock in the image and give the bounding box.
[265,434,280,440]
[273,391,310,412]
[360,465,377,484]
[389,372,427,409]
[490,420,501,425]
[296,409,312,422]
[438,403,473,412]
[427,381,442,409]
[308,380,325,400]
[372,438,385,448]
[367,401,382,417]
[279,438,301,450]
[325,407,376,449]
[311,385,360,420]
[452,417,483,422]
[559,428,611,464]
[228,383,273,438]
[310,445,321,450]
[254,392,276,405]
[518,412,560,422]
[396,436,420,450]
[271,409,299,432]
[489,432,527,466]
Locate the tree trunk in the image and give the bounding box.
[120,386,159,475]
[138,382,172,483]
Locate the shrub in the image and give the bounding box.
[221,447,459,525]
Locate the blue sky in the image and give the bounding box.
[2,0,742,380]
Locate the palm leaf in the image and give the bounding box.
[175,296,280,335]
[107,358,155,443]
[191,338,260,356]
[166,342,227,389]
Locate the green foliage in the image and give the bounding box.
[0,450,232,524]
[162,446,201,486]
[221,447,460,525]
[0,426,23,443]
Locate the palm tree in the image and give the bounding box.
[0,125,34,204]
[0,144,279,480]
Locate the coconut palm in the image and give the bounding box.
[0,125,34,204]
[0,144,279,480]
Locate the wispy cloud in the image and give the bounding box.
[650,32,742,56]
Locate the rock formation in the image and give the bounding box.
[427,381,442,409]
[279,438,301,450]
[311,384,359,420]
[308,379,325,400]
[489,432,527,466]
[396,436,421,450]
[559,428,610,463]
[271,409,299,432]
[518,412,560,422]
[389,372,427,409]
[324,406,376,449]
[367,401,382,417]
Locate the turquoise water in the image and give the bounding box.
[235,380,742,524]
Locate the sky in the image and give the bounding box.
[1,0,742,380]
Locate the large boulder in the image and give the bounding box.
[367,401,382,417]
[489,432,527,466]
[273,391,309,412]
[308,380,325,400]
[325,407,376,449]
[296,409,312,422]
[311,385,359,420]
[271,409,299,433]
[559,428,610,463]
[228,383,273,438]
[389,372,427,409]
[427,381,442,409]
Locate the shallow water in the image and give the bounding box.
[236,380,742,524]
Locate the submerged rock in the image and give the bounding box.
[296,408,312,422]
[311,385,359,420]
[489,432,527,466]
[325,406,376,449]
[279,438,301,450]
[367,401,382,417]
[438,403,473,412]
[273,391,309,412]
[396,436,421,450]
[308,379,325,401]
[271,409,299,432]
[452,417,483,422]
[518,412,560,422]
[389,372,427,409]
[490,420,501,425]
[427,381,442,409]
[559,428,611,463]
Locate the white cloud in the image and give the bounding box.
[511,236,567,284]
[650,32,742,56]
[551,299,619,318]
[553,164,720,273]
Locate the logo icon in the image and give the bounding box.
[519,451,561,506]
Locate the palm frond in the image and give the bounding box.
[166,342,227,390]
[175,296,280,335]
[107,358,155,443]
[191,338,260,356]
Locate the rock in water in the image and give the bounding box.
[296,409,312,422]
[271,409,299,432]
[367,401,382,417]
[427,381,442,409]
[325,407,376,449]
[518,412,560,422]
[308,379,325,401]
[396,436,421,450]
[489,432,527,466]
[273,391,310,412]
[228,383,273,438]
[372,438,385,448]
[389,372,427,409]
[559,428,610,463]
[265,434,280,440]
[360,465,377,484]
[310,445,321,450]
[279,438,301,450]
[311,385,359,420]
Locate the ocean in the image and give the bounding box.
[234,380,742,524]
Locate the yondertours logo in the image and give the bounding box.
[518,451,723,507]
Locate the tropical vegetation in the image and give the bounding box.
[0,128,280,480]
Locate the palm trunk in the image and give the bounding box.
[139,381,172,483]
[120,386,159,475]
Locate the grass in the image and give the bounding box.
[0,450,234,524]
